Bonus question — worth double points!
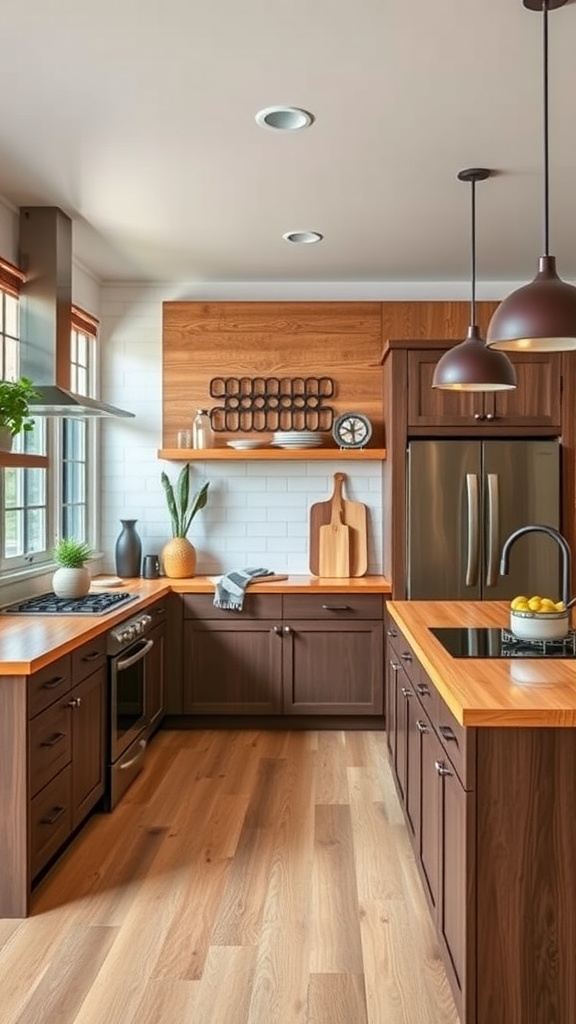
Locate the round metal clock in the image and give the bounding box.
[332,412,372,449]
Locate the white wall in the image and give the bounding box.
[99,284,383,575]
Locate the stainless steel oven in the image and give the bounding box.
[106,610,154,809]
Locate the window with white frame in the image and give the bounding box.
[0,265,99,574]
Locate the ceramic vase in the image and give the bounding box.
[52,566,91,598]
[115,519,142,577]
[161,537,196,578]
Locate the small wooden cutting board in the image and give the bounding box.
[309,473,368,576]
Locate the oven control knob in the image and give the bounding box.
[140,614,152,631]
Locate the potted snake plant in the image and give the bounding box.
[160,464,209,577]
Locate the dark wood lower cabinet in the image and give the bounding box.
[71,665,106,829]
[386,614,576,1023]
[183,593,384,717]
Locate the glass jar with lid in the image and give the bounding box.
[192,409,213,449]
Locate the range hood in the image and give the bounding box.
[18,206,135,418]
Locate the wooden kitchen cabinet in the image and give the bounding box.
[182,592,384,717]
[406,349,562,432]
[29,634,107,882]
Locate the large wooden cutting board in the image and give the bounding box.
[309,472,368,577]
[318,481,351,577]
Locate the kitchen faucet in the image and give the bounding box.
[499,525,572,608]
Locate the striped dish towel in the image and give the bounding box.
[213,567,275,611]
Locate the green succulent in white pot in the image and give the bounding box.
[0,377,39,450]
[160,463,209,578]
[52,537,93,599]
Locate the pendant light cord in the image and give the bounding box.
[542,0,550,255]
[470,177,477,327]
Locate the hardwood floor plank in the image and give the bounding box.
[190,945,256,1024]
[11,925,117,1024]
[311,803,364,973]
[307,972,368,1024]
[315,731,349,804]
[123,979,200,1024]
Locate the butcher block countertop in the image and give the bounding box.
[388,600,576,729]
[0,574,390,674]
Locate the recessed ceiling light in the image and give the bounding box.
[255,106,314,131]
[282,231,323,244]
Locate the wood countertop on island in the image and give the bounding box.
[388,600,576,728]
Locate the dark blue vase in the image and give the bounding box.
[115,519,142,577]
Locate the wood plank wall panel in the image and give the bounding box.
[162,302,385,448]
[381,300,497,343]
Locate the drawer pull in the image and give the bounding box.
[82,651,102,663]
[40,731,66,748]
[321,604,351,612]
[439,725,457,742]
[390,661,400,671]
[67,697,82,709]
[416,683,430,697]
[416,719,428,733]
[42,675,66,690]
[400,652,412,663]
[40,805,66,826]
[401,687,413,698]
[119,739,147,771]
[387,628,398,638]
[434,760,453,777]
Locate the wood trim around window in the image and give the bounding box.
[71,305,99,337]
[0,258,25,297]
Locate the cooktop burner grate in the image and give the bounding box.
[500,629,576,658]
[2,591,138,615]
[429,626,576,659]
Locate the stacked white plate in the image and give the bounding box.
[272,431,325,449]
[227,440,268,450]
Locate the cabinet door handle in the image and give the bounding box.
[40,805,66,826]
[434,760,453,777]
[439,725,457,742]
[473,412,484,421]
[40,731,66,747]
[273,625,283,635]
[416,683,430,696]
[390,661,400,671]
[67,697,82,708]
[485,412,495,421]
[400,651,412,663]
[401,687,413,698]
[416,719,428,733]
[42,675,66,690]
[386,628,398,638]
[321,604,350,612]
[82,651,102,663]
[283,625,292,635]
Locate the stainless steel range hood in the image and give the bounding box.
[18,206,135,418]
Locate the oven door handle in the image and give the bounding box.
[116,638,154,672]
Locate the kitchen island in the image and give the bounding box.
[386,600,576,1024]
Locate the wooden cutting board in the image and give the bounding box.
[309,472,368,577]
[318,482,351,577]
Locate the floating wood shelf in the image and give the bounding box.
[158,447,387,462]
[0,453,49,468]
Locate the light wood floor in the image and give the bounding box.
[0,729,460,1024]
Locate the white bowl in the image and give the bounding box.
[509,608,569,641]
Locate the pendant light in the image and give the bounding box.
[432,169,517,391]
[487,0,576,351]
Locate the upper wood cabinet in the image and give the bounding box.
[406,349,562,433]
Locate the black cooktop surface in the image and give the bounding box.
[429,627,576,659]
[2,591,138,616]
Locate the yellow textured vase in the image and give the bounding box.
[161,537,196,578]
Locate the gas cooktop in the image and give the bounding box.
[1,591,138,616]
[430,627,576,659]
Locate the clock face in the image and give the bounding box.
[333,412,372,449]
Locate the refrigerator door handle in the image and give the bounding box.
[465,473,480,587]
[486,472,500,587]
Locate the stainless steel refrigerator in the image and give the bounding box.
[406,439,560,601]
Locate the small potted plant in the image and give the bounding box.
[160,463,209,577]
[0,377,39,450]
[52,537,93,598]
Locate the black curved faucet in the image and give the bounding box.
[499,525,572,608]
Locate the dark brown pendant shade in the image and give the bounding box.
[432,169,517,392]
[487,0,576,352]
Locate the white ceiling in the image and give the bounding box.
[1,0,576,286]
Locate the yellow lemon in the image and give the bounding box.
[554,601,566,612]
[510,595,529,610]
[539,598,556,611]
[527,597,542,612]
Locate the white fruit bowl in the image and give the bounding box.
[509,608,569,641]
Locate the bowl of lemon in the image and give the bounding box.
[509,595,569,640]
